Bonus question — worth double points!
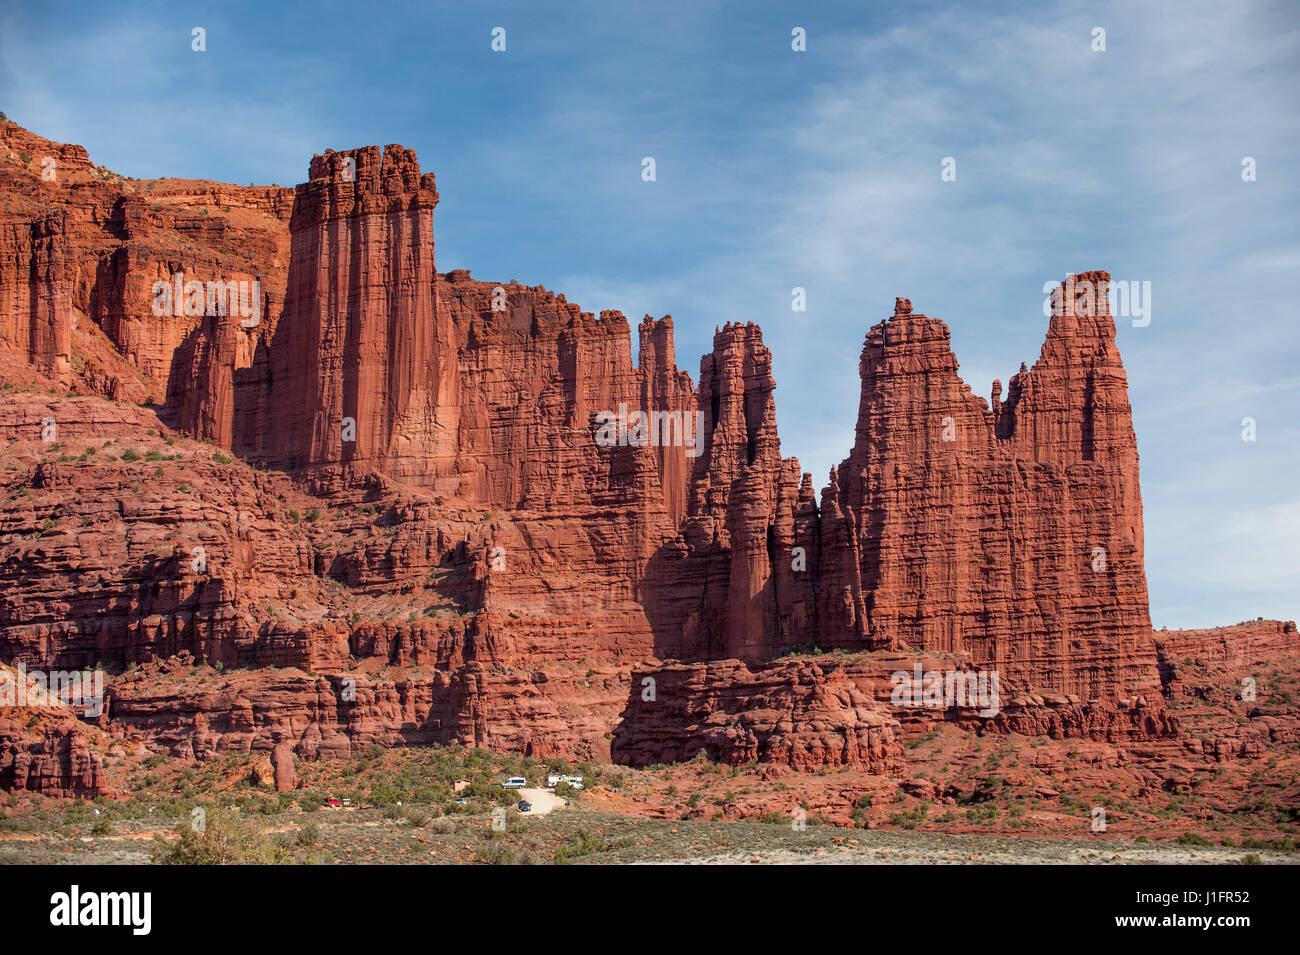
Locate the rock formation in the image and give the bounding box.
[0,120,1290,786]
[0,664,111,798]
[612,658,904,771]
[826,286,1155,701]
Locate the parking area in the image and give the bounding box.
[516,788,567,816]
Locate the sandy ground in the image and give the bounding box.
[3,807,1294,865]
[517,788,567,816]
[661,842,1298,865]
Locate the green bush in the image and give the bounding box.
[554,828,606,861]
[402,808,432,827]
[889,810,924,830]
[151,808,290,864]
[296,820,320,846]
[479,841,539,865]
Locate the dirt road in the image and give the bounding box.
[516,788,567,816]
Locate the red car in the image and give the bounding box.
[324,798,342,808]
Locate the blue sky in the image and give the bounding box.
[2,0,1297,628]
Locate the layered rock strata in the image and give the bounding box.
[1,120,1277,780]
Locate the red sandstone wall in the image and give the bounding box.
[0,120,1222,771]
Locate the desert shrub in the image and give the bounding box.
[889,810,924,830]
[553,828,606,863]
[151,808,289,864]
[555,781,581,800]
[478,841,539,865]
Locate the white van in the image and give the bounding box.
[503,776,527,789]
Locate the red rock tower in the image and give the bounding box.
[829,275,1155,700]
[259,145,446,477]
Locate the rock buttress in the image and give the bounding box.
[828,282,1157,701]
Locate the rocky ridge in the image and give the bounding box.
[0,121,1293,798]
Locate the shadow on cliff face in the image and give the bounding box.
[624,486,831,765]
[157,322,203,435]
[639,541,720,664]
[639,535,839,666]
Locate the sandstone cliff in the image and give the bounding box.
[0,120,1284,785]
[827,289,1155,701]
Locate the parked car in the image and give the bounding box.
[502,776,527,789]
[324,798,342,808]
[517,800,532,813]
